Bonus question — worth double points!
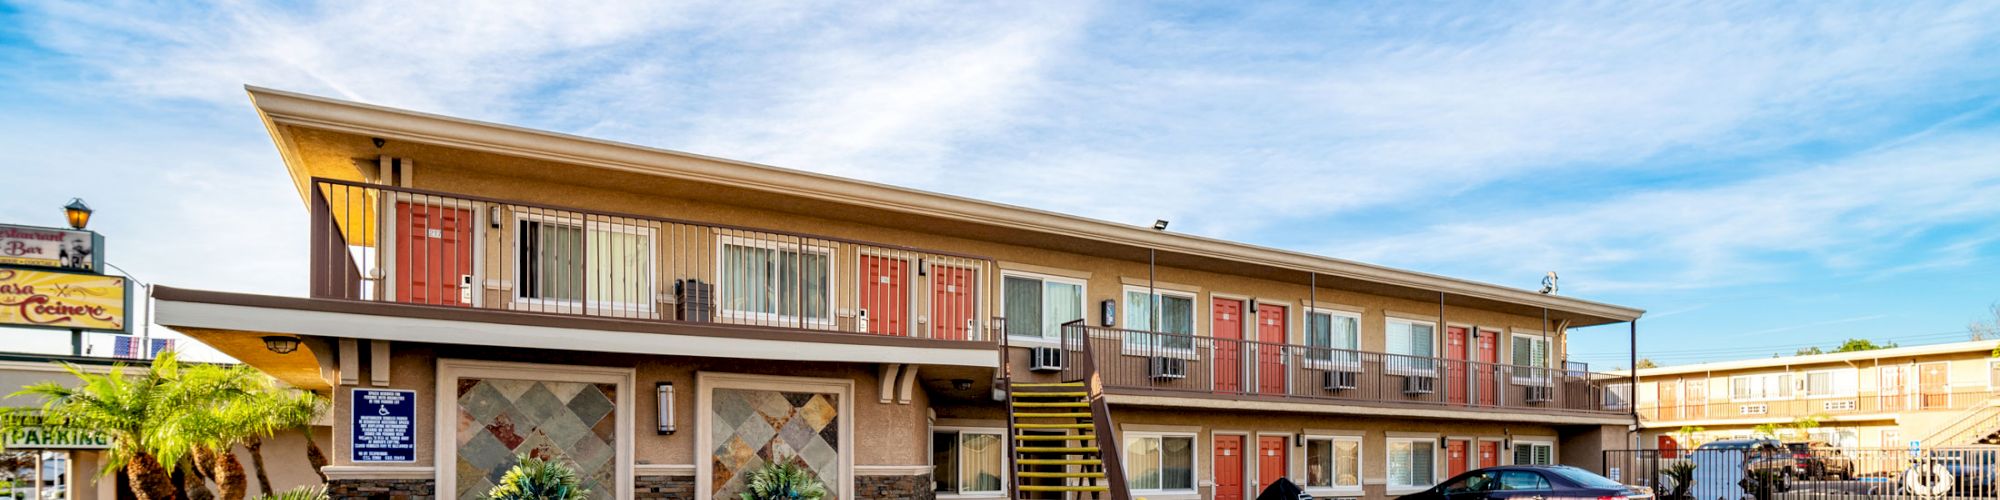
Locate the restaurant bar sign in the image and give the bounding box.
[0,223,102,272]
[1,411,112,449]
[0,268,129,333]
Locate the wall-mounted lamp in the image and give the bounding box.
[1294,434,1306,447]
[488,205,501,229]
[1100,299,1117,327]
[952,379,973,391]
[63,198,93,230]
[262,335,301,354]
[917,259,929,276]
[1438,437,1448,449]
[1152,219,1169,231]
[372,137,387,148]
[656,382,677,435]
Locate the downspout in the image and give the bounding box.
[1632,319,1641,449]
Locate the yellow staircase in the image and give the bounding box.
[1006,381,1125,499]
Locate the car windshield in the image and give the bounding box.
[1785,443,1810,453]
[1547,467,1626,489]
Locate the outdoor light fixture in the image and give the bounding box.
[63,198,92,230]
[1438,437,1448,449]
[262,336,301,354]
[1152,219,1169,231]
[952,379,973,391]
[488,205,501,228]
[656,382,677,435]
[372,137,387,148]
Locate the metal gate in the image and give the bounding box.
[1606,447,2000,499]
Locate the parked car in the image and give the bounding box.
[1782,441,1854,480]
[1912,448,1999,497]
[1695,439,1794,477]
[1396,465,1653,500]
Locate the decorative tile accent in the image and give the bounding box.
[710,388,842,500]
[457,378,619,500]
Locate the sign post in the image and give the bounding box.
[351,388,417,463]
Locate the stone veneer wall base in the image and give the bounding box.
[637,474,698,500]
[329,478,436,500]
[329,473,918,500]
[855,473,934,500]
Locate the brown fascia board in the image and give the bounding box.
[243,85,1645,325]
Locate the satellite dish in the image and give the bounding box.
[1539,271,1559,295]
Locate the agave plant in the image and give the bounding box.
[738,460,827,500]
[486,454,591,500]
[256,485,329,500]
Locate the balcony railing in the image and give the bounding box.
[1052,323,1632,416]
[1637,387,2000,423]
[308,178,998,341]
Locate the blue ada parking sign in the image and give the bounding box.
[351,388,417,463]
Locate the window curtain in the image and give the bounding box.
[1044,281,1082,340]
[964,433,1003,492]
[1161,436,1193,490]
[1334,440,1360,487]
[1004,277,1043,339]
[1126,436,1162,490]
[586,227,650,308]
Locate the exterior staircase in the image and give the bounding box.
[1002,320,1130,500]
[1922,400,2000,447]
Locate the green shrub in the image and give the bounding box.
[256,485,329,500]
[485,454,590,500]
[738,461,827,500]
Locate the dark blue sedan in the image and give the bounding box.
[1396,465,1652,500]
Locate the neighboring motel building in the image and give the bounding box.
[1630,339,2000,452]
[153,87,1644,500]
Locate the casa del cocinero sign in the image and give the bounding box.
[0,268,127,332]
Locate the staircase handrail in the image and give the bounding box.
[1921,399,2000,447]
[1066,320,1131,500]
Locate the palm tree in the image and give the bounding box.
[9,353,185,500]
[153,361,272,500]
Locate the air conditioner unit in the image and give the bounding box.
[1525,385,1553,403]
[1028,346,1064,372]
[1324,370,1359,391]
[673,279,713,322]
[1149,357,1187,380]
[1403,375,1436,395]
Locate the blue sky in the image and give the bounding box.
[2,1,1998,367]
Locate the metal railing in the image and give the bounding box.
[309,178,997,341]
[1049,323,1630,415]
[1607,447,2000,499]
[1639,389,2000,426]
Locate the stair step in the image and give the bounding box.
[1017,471,1107,479]
[1011,382,1085,388]
[1011,391,1089,397]
[1017,446,1100,453]
[1019,485,1110,493]
[1016,458,1102,466]
[1011,412,1093,418]
[1014,423,1094,429]
[1015,434,1095,441]
[1011,401,1089,408]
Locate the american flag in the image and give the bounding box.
[112,337,175,359]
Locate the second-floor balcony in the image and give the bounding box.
[308,178,999,343]
[1638,386,2000,423]
[1028,323,1633,417]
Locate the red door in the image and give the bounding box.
[1445,327,1469,404]
[1213,299,1246,394]
[1658,435,1680,459]
[1255,303,1288,395]
[1474,330,1498,406]
[858,255,908,336]
[1447,439,1470,478]
[1215,435,1245,500]
[1477,440,1500,468]
[395,202,472,306]
[928,265,977,340]
[1920,362,1949,409]
[1257,436,1288,492]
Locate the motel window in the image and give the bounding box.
[1989,360,2000,389]
[1124,433,1196,492]
[1123,287,1196,353]
[1512,441,1554,465]
[1801,369,1857,398]
[1511,333,1551,382]
[1001,274,1085,342]
[1386,319,1437,374]
[716,237,832,323]
[1386,437,1438,490]
[1305,309,1362,368]
[1304,436,1362,492]
[516,216,655,310]
[1731,373,1791,401]
[932,428,1005,496]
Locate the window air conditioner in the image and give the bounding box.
[1028,346,1064,373]
[1149,357,1187,380]
[1324,370,1359,391]
[1403,375,1436,395]
[1525,385,1553,403]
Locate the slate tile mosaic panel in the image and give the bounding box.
[711,388,842,500]
[457,378,619,500]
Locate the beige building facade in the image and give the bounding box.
[1630,340,2000,452]
[155,87,1644,500]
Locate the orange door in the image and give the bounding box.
[1686,380,1707,419]
[1445,327,1469,404]
[1477,440,1500,468]
[1214,435,1245,500]
[1880,366,1907,411]
[1474,329,1498,406]
[858,255,908,335]
[1659,381,1679,420]
[1213,298,1245,394]
[1255,303,1288,395]
[1919,362,1949,409]
[394,202,472,307]
[928,265,977,340]
[1446,439,1470,478]
[1257,436,1288,493]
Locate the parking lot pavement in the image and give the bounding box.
[1769,478,1995,499]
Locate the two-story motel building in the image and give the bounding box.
[1632,339,2000,453]
[153,87,1643,500]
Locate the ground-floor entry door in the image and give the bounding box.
[1477,439,1500,468]
[1257,436,1288,493]
[1446,439,1471,478]
[1214,435,1245,500]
